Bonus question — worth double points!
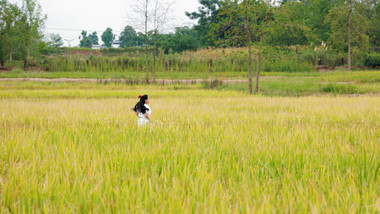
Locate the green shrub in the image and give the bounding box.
[320,83,358,94]
[11,67,24,73]
[317,50,337,66]
[364,53,380,68]
[88,54,96,60]
[299,49,317,65]
[5,60,24,68]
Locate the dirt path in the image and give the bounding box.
[0,78,255,84]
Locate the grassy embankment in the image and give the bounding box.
[1,70,379,96]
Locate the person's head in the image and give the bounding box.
[133,94,149,112]
[139,94,149,104]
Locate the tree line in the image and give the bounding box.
[2,0,378,61]
[187,0,380,93]
[108,0,380,55]
[79,26,200,53]
[1,0,379,94]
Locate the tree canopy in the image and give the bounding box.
[101,27,115,48]
[120,26,137,48]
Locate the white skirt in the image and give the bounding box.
[138,117,150,127]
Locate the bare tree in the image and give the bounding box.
[129,0,174,83]
[151,0,174,82]
[130,0,151,83]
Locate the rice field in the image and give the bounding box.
[0,83,379,213]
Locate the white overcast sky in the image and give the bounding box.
[9,0,201,46]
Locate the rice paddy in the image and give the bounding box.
[0,82,379,213]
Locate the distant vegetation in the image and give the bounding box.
[1,0,379,94]
[3,45,379,74]
[1,0,379,69]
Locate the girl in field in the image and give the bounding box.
[132,94,152,126]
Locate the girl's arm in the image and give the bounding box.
[144,113,151,122]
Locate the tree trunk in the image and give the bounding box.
[145,0,149,83]
[248,43,252,95]
[27,42,30,58]
[9,49,13,62]
[348,0,352,71]
[255,33,263,94]
[153,30,157,82]
[245,0,253,95]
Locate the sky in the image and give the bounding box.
[9,0,201,46]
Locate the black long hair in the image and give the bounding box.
[132,94,148,113]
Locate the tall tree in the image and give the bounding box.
[119,26,137,47]
[2,2,22,62]
[211,0,272,94]
[0,0,6,65]
[131,0,151,83]
[348,0,352,70]
[302,0,343,43]
[101,27,115,48]
[325,0,369,65]
[135,32,146,46]
[21,0,46,58]
[186,0,222,46]
[266,1,313,46]
[245,0,254,94]
[265,1,314,65]
[151,0,174,81]
[357,0,380,52]
[172,27,200,52]
[79,30,92,48]
[368,0,380,51]
[88,31,99,45]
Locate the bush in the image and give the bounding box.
[201,79,226,90]
[4,60,24,68]
[364,53,380,68]
[320,83,358,94]
[300,49,317,65]
[11,67,24,73]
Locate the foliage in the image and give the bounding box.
[119,26,137,48]
[356,0,380,52]
[101,27,115,48]
[324,1,370,53]
[20,0,47,57]
[36,40,64,56]
[88,31,99,45]
[158,27,201,53]
[266,1,314,46]
[0,0,46,62]
[2,0,380,71]
[301,0,343,42]
[0,1,23,61]
[185,0,222,46]
[48,33,63,47]
[364,53,380,68]
[79,30,93,48]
